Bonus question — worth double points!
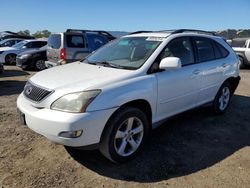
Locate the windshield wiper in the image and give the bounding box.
[88,61,124,69]
[87,60,137,70]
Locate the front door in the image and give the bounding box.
[155,37,201,121]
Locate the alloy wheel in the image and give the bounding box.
[114,117,144,157]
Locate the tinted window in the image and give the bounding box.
[66,35,85,48]
[87,34,107,51]
[212,41,229,59]
[48,34,61,49]
[231,40,246,47]
[160,37,194,66]
[195,38,215,62]
[35,41,47,48]
[25,41,47,48]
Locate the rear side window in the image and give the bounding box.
[48,34,61,49]
[194,38,215,62]
[34,41,47,48]
[87,34,107,51]
[66,35,85,48]
[213,41,229,59]
[26,41,47,48]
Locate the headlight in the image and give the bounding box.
[19,54,31,59]
[51,90,101,113]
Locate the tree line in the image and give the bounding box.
[17,30,51,38]
[17,29,250,39]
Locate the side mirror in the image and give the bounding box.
[159,57,182,70]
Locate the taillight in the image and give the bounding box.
[60,48,66,60]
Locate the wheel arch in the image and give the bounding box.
[100,99,153,142]
[223,76,240,94]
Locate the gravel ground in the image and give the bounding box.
[0,65,250,188]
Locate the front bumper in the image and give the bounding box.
[16,57,30,68]
[17,93,117,147]
[45,60,66,68]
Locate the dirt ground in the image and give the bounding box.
[0,65,250,188]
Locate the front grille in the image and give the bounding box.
[24,81,52,102]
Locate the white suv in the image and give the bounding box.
[17,29,240,163]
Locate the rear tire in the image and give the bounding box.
[99,107,149,163]
[5,54,17,65]
[212,82,232,114]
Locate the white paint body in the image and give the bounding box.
[17,32,240,147]
[233,39,250,64]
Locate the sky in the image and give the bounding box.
[0,0,249,33]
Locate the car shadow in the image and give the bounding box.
[0,69,30,78]
[66,94,250,182]
[0,80,26,96]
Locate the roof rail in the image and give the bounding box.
[129,31,152,35]
[171,29,217,36]
[66,29,115,40]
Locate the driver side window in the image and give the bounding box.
[160,37,194,66]
[150,37,195,73]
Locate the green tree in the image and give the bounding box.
[32,30,51,38]
[17,30,31,36]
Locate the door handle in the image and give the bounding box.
[192,70,201,75]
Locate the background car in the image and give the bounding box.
[0,38,24,47]
[0,40,47,65]
[0,31,34,42]
[45,29,116,68]
[16,46,47,71]
[231,38,250,68]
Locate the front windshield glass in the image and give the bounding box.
[85,37,163,70]
[12,41,27,48]
[0,39,8,45]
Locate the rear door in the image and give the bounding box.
[192,37,228,105]
[65,34,89,62]
[47,34,63,63]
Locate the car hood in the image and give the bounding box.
[30,62,135,91]
[0,47,16,52]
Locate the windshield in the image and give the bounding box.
[12,41,28,48]
[0,39,8,45]
[85,37,163,70]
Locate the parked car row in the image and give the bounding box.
[0,31,34,42]
[0,29,116,73]
[45,29,116,68]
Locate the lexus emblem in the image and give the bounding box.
[25,86,33,95]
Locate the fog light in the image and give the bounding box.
[58,130,83,138]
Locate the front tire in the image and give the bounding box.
[212,82,232,114]
[99,107,149,163]
[239,56,245,69]
[5,54,17,65]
